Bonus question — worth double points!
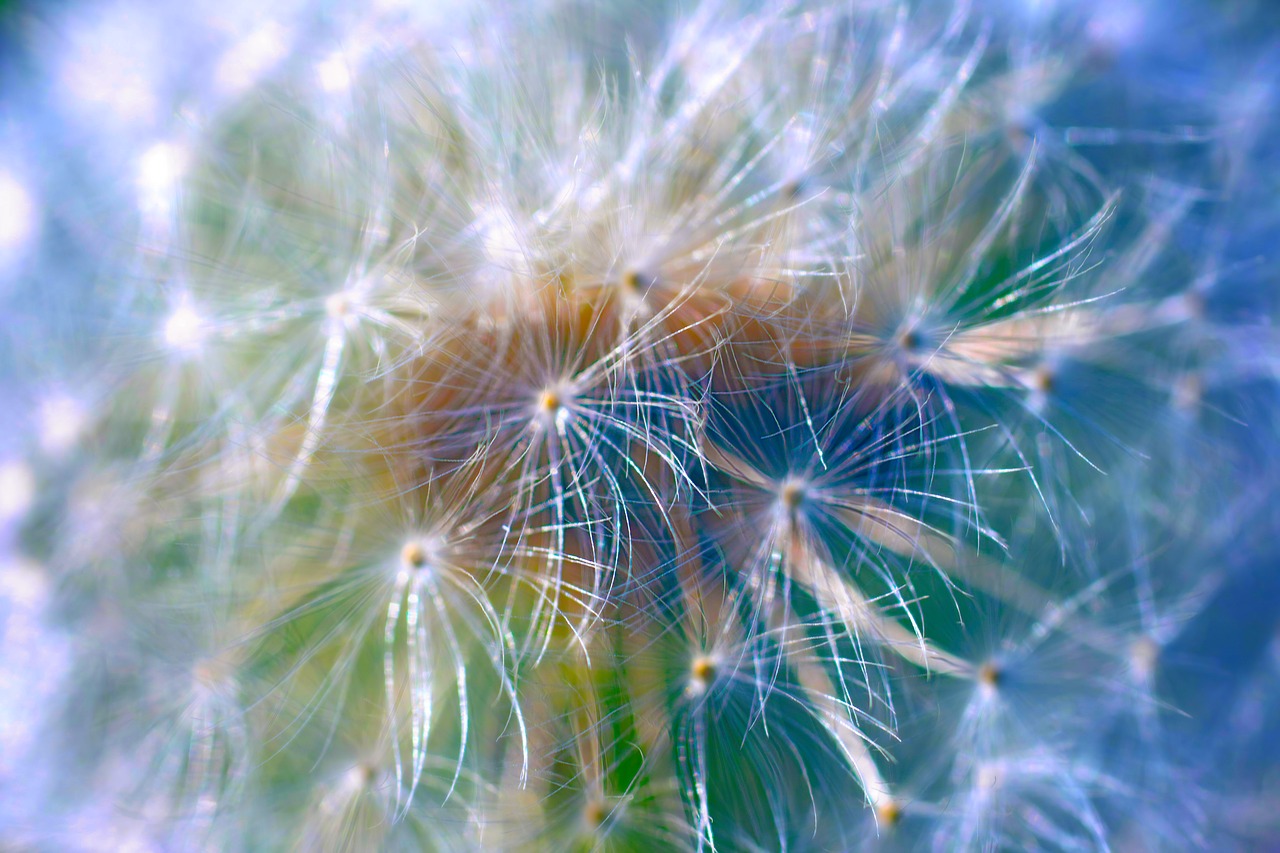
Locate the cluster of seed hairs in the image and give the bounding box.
[2,0,1280,850]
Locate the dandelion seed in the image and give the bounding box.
[316,52,354,94]
[1084,1,1149,54]
[56,5,161,123]
[686,653,718,700]
[214,21,291,96]
[534,383,573,431]
[1127,634,1160,683]
[876,798,903,829]
[162,300,208,357]
[13,0,1279,848]
[400,538,432,572]
[137,141,188,215]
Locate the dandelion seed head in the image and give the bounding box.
[13,0,1276,846]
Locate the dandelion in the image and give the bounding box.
[4,0,1279,850]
